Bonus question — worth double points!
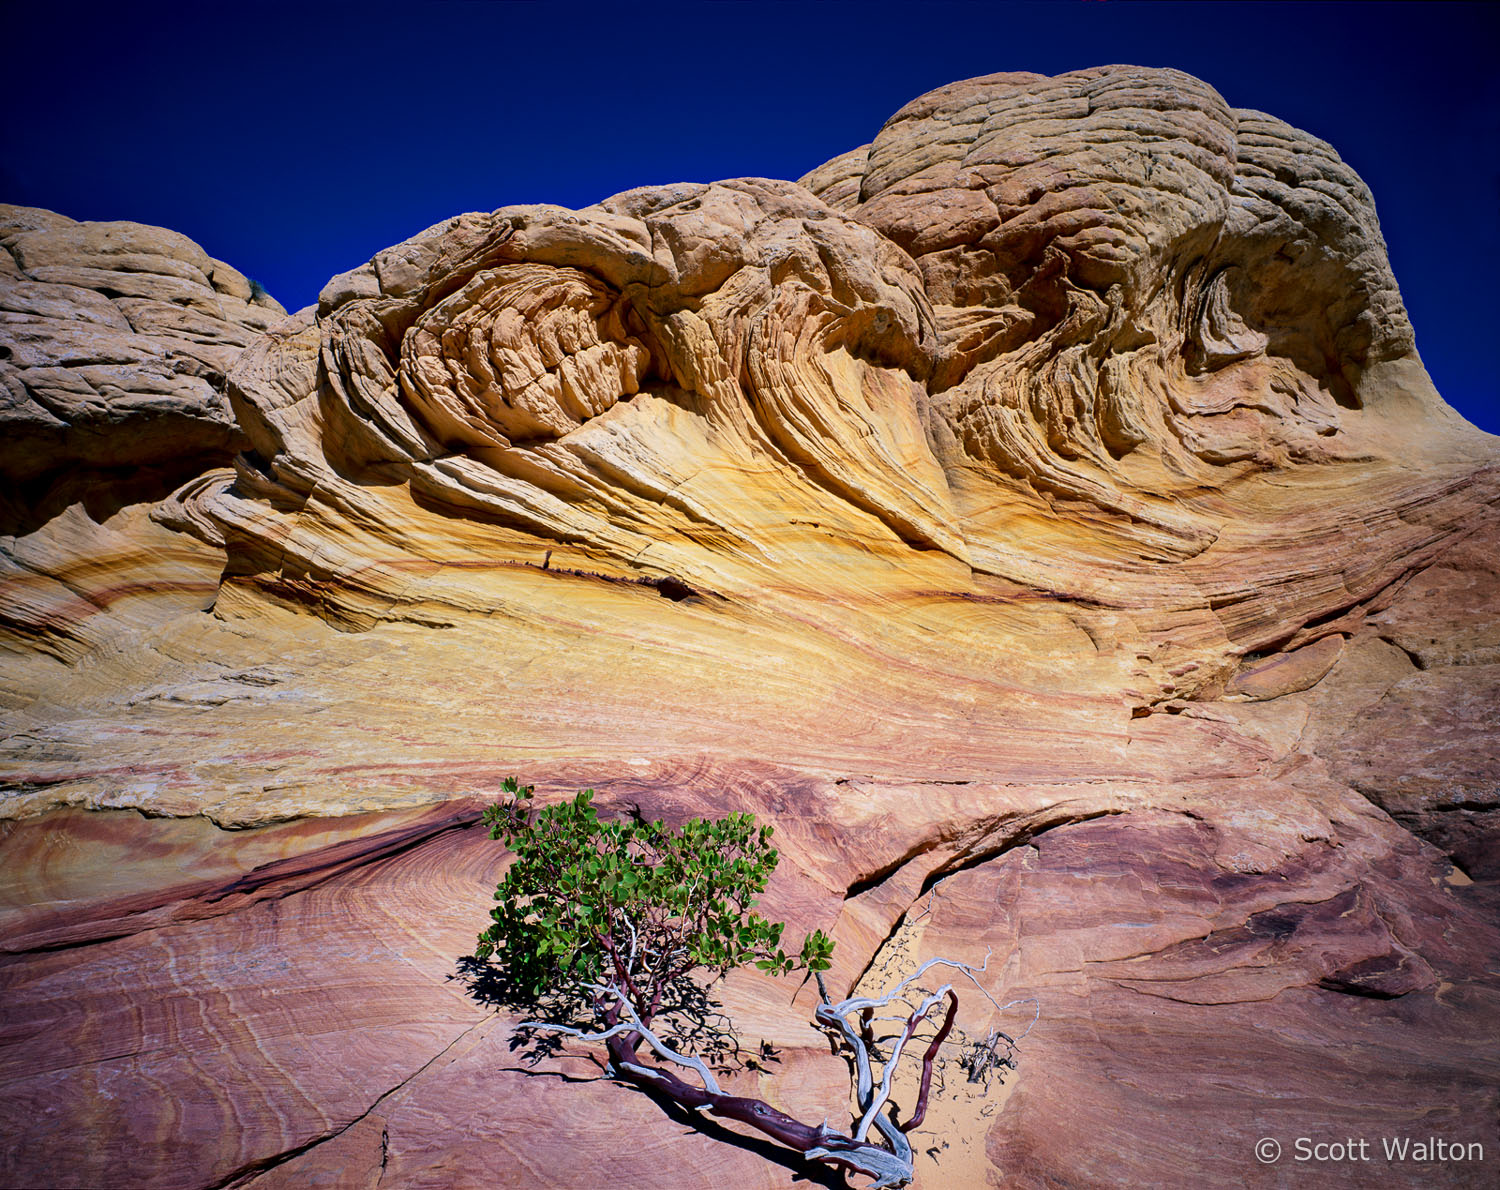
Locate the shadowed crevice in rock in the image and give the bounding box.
[915,808,1126,897]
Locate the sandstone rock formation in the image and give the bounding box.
[0,205,286,512]
[2,67,1497,1189]
[0,206,286,671]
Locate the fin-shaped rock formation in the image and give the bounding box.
[2,67,1497,1189]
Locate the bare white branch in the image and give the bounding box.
[852,985,952,1141]
[803,1139,914,1189]
[813,948,1037,1164]
[598,982,723,1095]
[517,1019,639,1044]
[621,912,640,970]
[520,981,723,1095]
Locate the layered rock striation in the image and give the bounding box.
[0,207,287,669]
[0,205,286,518]
[1,67,1497,1189]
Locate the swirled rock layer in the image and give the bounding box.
[0,206,287,668]
[1,66,1497,1190]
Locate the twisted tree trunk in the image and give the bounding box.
[603,1029,918,1188]
[523,957,1020,1188]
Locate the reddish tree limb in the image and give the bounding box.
[900,989,957,1133]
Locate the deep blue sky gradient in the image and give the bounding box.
[5,0,1496,431]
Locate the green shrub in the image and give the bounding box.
[475,778,831,1017]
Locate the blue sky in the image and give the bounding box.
[4,0,1496,432]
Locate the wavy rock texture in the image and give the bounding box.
[0,206,287,672]
[2,67,1498,1189]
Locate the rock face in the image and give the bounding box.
[2,67,1498,1189]
[0,207,287,669]
[0,205,286,513]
